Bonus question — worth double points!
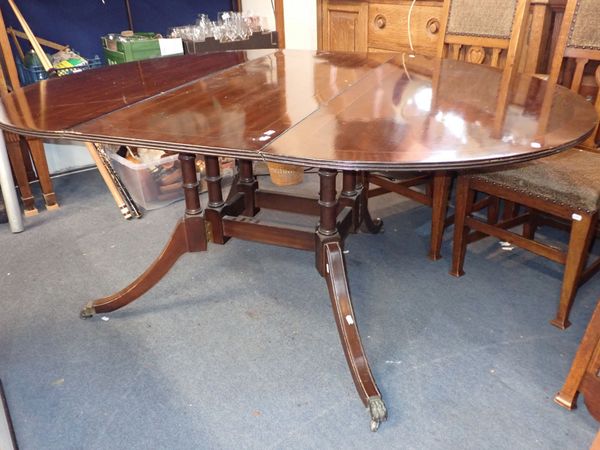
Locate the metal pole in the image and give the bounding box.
[0,131,23,233]
[0,379,17,450]
[125,0,134,31]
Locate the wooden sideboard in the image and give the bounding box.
[317,0,566,74]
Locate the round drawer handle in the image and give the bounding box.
[374,14,386,29]
[426,18,440,34]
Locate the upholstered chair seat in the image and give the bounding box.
[472,149,600,213]
[450,0,600,329]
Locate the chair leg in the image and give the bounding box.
[6,136,37,216]
[551,214,597,330]
[450,176,475,277]
[502,200,518,221]
[523,208,539,240]
[487,196,499,224]
[26,139,58,210]
[555,299,600,410]
[428,171,452,261]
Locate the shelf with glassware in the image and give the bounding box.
[170,11,279,54]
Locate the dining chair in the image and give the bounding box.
[368,0,532,260]
[0,8,57,216]
[450,0,600,329]
[554,298,600,421]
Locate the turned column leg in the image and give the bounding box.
[316,169,387,431]
[340,170,360,231]
[315,169,339,275]
[204,155,228,244]
[237,159,259,217]
[80,152,208,318]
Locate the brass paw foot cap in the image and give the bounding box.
[80,303,96,319]
[368,396,387,432]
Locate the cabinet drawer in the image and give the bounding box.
[368,3,442,55]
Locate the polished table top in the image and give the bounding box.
[0,49,596,170]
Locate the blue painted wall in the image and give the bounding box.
[0,0,235,60]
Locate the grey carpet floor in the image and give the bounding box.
[0,169,598,449]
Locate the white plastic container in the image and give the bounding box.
[109,152,183,210]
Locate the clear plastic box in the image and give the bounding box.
[109,152,183,210]
[108,152,236,211]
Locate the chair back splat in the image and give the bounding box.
[437,0,531,69]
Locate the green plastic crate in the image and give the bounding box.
[102,33,182,65]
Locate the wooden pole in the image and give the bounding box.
[274,0,285,49]
[0,14,21,90]
[85,142,133,220]
[6,27,68,52]
[124,0,134,31]
[7,0,53,72]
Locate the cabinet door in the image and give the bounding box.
[322,1,368,52]
[368,3,442,55]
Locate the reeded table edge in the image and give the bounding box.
[0,122,593,172]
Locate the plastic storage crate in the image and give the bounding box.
[109,152,183,210]
[108,152,235,210]
[16,55,103,86]
[102,33,183,65]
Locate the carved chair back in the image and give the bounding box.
[436,0,531,69]
[548,0,600,148]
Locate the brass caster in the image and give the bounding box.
[360,217,384,234]
[80,303,96,319]
[368,396,387,432]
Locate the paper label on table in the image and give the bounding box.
[345,315,354,325]
[159,38,184,56]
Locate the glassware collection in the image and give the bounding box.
[169,11,268,43]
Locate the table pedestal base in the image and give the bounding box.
[81,154,387,431]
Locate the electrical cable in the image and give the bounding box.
[407,0,417,53]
